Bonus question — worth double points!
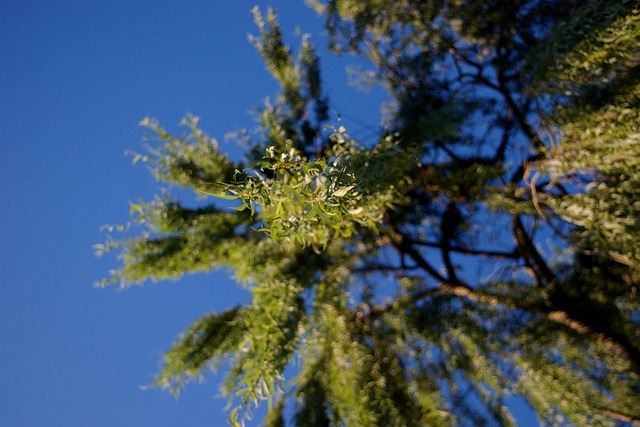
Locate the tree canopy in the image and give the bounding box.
[98,1,640,425]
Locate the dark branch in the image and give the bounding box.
[353,264,420,274]
[512,215,555,285]
[409,239,519,259]
[440,202,460,283]
[383,214,447,284]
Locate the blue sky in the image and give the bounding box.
[0,1,387,426]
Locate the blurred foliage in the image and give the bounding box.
[99,1,640,426]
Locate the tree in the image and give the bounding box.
[98,1,640,425]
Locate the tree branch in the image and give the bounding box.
[370,280,640,373]
[440,202,460,283]
[495,107,514,162]
[353,264,420,274]
[546,310,640,374]
[512,215,555,285]
[409,239,519,259]
[383,215,447,284]
[597,408,640,426]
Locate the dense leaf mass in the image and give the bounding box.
[100,1,640,426]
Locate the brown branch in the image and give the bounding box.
[370,280,640,373]
[598,408,640,426]
[546,310,640,374]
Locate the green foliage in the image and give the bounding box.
[140,115,241,192]
[531,0,640,271]
[529,0,640,93]
[155,306,245,393]
[97,198,252,286]
[212,128,411,249]
[263,399,286,427]
[100,1,640,426]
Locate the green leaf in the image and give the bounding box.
[332,185,355,197]
[128,201,143,216]
[197,189,238,200]
[231,201,249,212]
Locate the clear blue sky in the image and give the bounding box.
[0,1,386,426]
[1,2,538,426]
